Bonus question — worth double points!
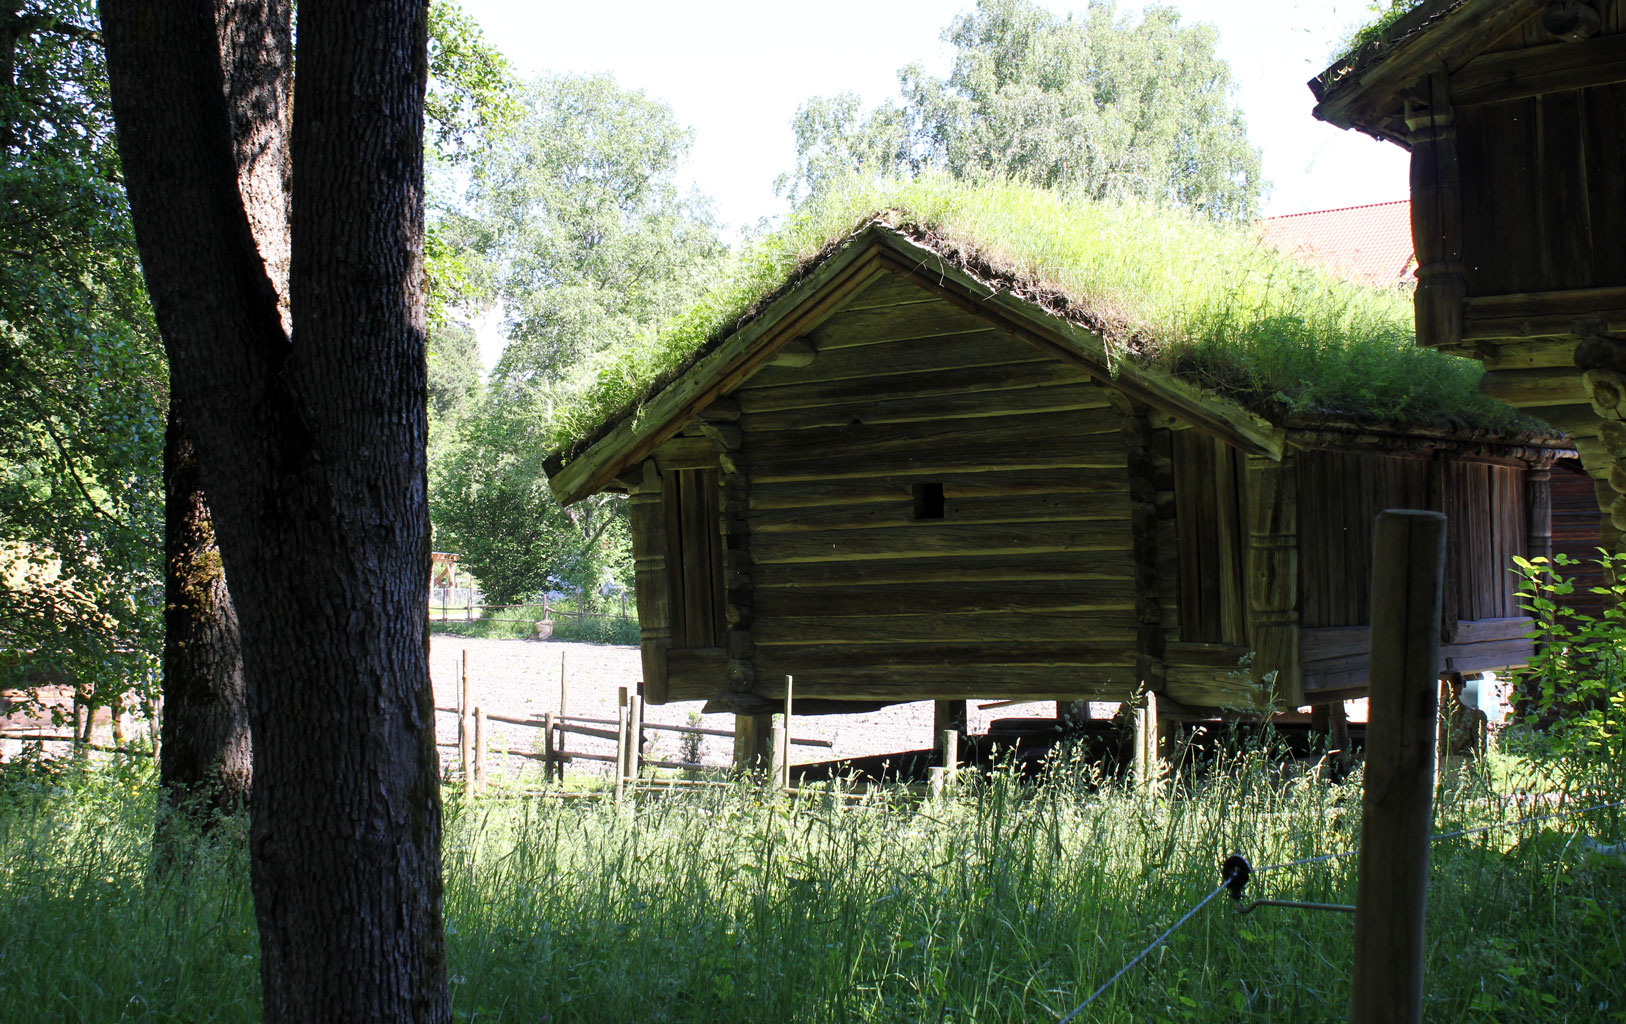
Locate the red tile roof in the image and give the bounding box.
[1260,200,1415,288]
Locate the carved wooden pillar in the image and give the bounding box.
[627,459,673,704]
[1243,454,1302,707]
[1406,69,1466,350]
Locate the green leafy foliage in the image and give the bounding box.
[429,73,724,603]
[1511,551,1626,768]
[781,0,1263,221]
[0,0,164,708]
[549,175,1535,461]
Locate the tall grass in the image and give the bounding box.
[2,742,1622,1023]
[551,175,1537,462]
[428,602,640,645]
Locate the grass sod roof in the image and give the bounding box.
[543,176,1555,482]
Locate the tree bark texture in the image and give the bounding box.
[160,409,252,821]
[101,2,447,1021]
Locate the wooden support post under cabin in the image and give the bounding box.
[543,711,557,783]
[933,700,967,762]
[1406,69,1465,350]
[772,721,788,790]
[940,730,960,794]
[1352,510,1446,1024]
[1243,454,1302,706]
[733,713,772,774]
[1134,691,1160,787]
[1115,393,1168,695]
[472,707,486,796]
[627,460,674,704]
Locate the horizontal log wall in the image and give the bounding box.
[735,281,1138,702]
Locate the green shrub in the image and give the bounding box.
[1511,551,1626,774]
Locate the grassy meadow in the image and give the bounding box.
[1,736,1622,1024]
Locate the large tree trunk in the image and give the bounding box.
[101,3,448,1021]
[160,409,251,823]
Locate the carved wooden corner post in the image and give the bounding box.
[1112,391,1167,698]
[699,401,770,773]
[1406,69,1466,351]
[1243,454,1302,707]
[627,460,673,704]
[1575,320,1626,540]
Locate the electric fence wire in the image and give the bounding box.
[1055,796,1625,1020]
[1055,876,1237,1024]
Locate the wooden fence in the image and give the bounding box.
[432,650,831,799]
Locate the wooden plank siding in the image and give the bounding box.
[735,292,1140,703]
[1550,459,1609,621]
[1294,450,1431,628]
[1453,55,1626,301]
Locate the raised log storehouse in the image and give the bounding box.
[543,209,1578,746]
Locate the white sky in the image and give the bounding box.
[456,0,1412,362]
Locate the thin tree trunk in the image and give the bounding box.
[102,2,448,1020]
[160,408,251,823]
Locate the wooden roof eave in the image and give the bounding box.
[545,230,890,506]
[1309,0,1545,145]
[868,230,1287,461]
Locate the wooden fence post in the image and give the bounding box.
[458,651,472,784]
[1352,509,1446,1024]
[627,685,644,783]
[473,707,486,796]
[543,711,556,783]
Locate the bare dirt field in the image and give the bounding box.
[430,635,1055,780]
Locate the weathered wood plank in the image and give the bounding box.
[665,647,727,698]
[753,610,1141,645]
[733,360,1092,415]
[836,269,938,311]
[1163,642,1251,669]
[752,580,1136,617]
[1479,367,1592,407]
[1451,32,1626,107]
[1163,668,1272,712]
[1585,83,1626,285]
[809,296,993,348]
[744,330,1044,390]
[748,491,1132,533]
[737,381,1111,432]
[1536,90,1596,291]
[755,640,1137,668]
[751,521,1133,563]
[748,406,1120,457]
[750,469,1126,511]
[751,439,1127,481]
[740,663,1137,701]
[1244,454,1302,705]
[750,552,1134,588]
